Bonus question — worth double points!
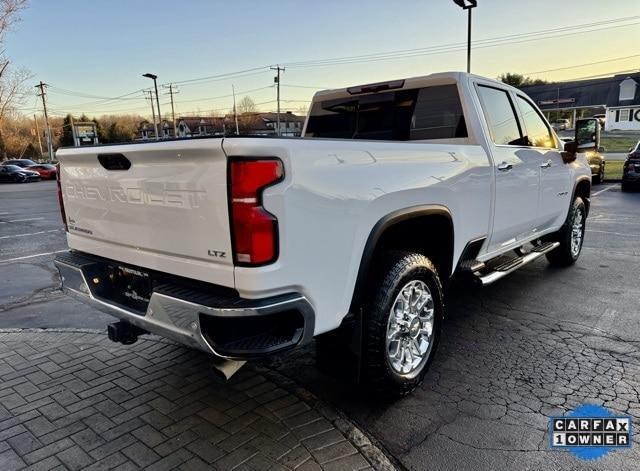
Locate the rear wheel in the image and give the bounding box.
[361,251,443,396]
[546,197,586,267]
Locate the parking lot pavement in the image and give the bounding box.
[1,180,640,470]
[268,184,640,471]
[0,181,391,470]
[0,330,386,471]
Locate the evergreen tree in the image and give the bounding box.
[60,114,75,147]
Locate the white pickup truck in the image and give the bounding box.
[55,72,597,395]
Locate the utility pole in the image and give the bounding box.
[232,84,239,135]
[271,65,285,136]
[164,84,178,137]
[35,81,54,160]
[144,90,158,140]
[70,115,78,147]
[33,114,43,158]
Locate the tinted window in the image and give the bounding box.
[410,85,467,139]
[305,85,467,141]
[516,96,555,148]
[477,86,522,146]
[306,90,416,140]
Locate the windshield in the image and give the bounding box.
[4,165,21,171]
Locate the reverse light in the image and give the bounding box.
[229,158,283,266]
[56,163,68,232]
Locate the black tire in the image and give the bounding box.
[361,251,443,396]
[593,165,603,185]
[545,197,586,267]
[621,181,630,192]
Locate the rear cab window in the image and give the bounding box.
[305,84,467,141]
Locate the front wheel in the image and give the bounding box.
[362,251,443,396]
[593,164,604,184]
[546,197,586,267]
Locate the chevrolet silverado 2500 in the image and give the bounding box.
[54,72,596,395]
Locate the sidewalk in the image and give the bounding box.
[0,330,394,471]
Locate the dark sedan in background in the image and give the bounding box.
[1,158,38,168]
[622,141,640,192]
[0,164,41,183]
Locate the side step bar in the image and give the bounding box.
[478,241,560,286]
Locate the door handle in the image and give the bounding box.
[540,159,552,169]
[497,162,513,171]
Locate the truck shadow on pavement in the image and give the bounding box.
[266,266,640,468]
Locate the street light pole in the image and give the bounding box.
[453,0,477,73]
[466,7,472,73]
[143,73,162,137]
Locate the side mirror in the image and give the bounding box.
[562,140,577,163]
[597,146,605,153]
[574,118,600,152]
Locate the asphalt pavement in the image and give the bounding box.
[0,180,388,470]
[1,180,640,470]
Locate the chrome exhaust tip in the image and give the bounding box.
[211,359,246,381]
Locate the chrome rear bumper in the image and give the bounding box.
[54,251,314,359]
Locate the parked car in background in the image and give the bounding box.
[1,159,38,168]
[622,141,640,192]
[552,119,570,131]
[0,164,41,183]
[27,163,57,180]
[561,136,605,184]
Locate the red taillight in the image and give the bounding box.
[229,159,283,266]
[56,163,68,232]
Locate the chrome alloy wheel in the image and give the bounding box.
[385,280,434,377]
[570,208,584,258]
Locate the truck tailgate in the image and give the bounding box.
[57,139,234,287]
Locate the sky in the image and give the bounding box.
[7,0,640,119]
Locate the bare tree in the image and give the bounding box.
[0,0,27,40]
[237,96,256,114]
[0,66,31,124]
[0,1,32,158]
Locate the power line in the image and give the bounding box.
[283,17,640,68]
[523,54,640,76]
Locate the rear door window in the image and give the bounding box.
[477,85,523,146]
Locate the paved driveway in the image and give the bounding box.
[1,180,639,470]
[269,183,640,471]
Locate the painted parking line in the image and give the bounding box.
[587,229,638,238]
[0,217,45,224]
[592,185,616,197]
[0,229,61,240]
[0,249,67,264]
